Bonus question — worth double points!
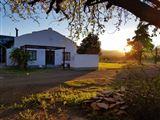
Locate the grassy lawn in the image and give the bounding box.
[0,75,112,119]
[99,62,126,70]
[1,63,160,119]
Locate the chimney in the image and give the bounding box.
[15,28,18,37]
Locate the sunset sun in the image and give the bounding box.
[123,46,132,53]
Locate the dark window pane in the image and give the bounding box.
[27,50,37,61]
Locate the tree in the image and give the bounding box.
[1,0,160,39]
[127,22,154,64]
[77,33,100,54]
[10,48,29,69]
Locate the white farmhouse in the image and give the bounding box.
[6,28,99,69]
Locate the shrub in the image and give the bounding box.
[124,77,160,120]
[10,48,29,69]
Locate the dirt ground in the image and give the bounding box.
[1,65,160,120]
[0,68,116,105]
[1,64,160,105]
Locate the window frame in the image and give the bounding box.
[27,50,37,61]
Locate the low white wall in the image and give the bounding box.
[71,54,99,69]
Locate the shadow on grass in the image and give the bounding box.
[0,68,113,119]
[0,68,95,105]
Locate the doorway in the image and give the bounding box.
[45,50,55,65]
[0,47,6,65]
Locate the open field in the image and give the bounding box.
[99,62,126,70]
[0,63,160,119]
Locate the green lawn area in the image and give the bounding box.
[0,77,112,119]
[99,62,126,70]
[1,63,160,120]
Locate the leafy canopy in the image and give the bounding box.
[127,22,154,63]
[77,33,100,54]
[1,0,160,39]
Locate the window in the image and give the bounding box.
[64,52,70,61]
[28,50,37,61]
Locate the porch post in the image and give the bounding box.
[63,48,65,69]
[0,47,2,64]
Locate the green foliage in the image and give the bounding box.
[20,86,100,109]
[133,22,154,51]
[10,48,29,69]
[126,22,154,64]
[123,77,160,120]
[2,0,160,40]
[77,33,101,54]
[4,77,111,119]
[19,109,40,120]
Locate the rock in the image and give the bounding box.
[113,95,123,101]
[109,103,117,109]
[115,93,124,97]
[120,86,126,92]
[84,99,94,104]
[90,102,100,110]
[96,99,102,102]
[104,97,115,103]
[116,110,127,116]
[70,116,86,120]
[92,96,100,100]
[85,89,128,117]
[120,105,128,110]
[116,101,125,105]
[97,93,104,97]
[101,91,113,97]
[96,103,109,110]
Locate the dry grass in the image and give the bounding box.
[99,62,126,70]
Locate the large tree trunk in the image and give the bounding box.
[154,47,158,64]
[108,0,160,28]
[89,0,160,28]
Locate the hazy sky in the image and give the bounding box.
[1,9,160,51]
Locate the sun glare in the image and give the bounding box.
[124,46,132,53]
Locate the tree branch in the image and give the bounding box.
[28,0,40,6]
[85,0,160,28]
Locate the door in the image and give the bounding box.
[45,50,55,65]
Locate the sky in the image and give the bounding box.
[1,8,160,52]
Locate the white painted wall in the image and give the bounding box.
[55,49,63,65]
[6,49,12,66]
[12,28,77,67]
[71,54,99,69]
[27,48,45,66]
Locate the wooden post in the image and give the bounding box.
[0,47,2,64]
[63,48,65,69]
[155,47,158,64]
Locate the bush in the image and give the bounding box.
[124,77,160,120]
[10,48,29,69]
